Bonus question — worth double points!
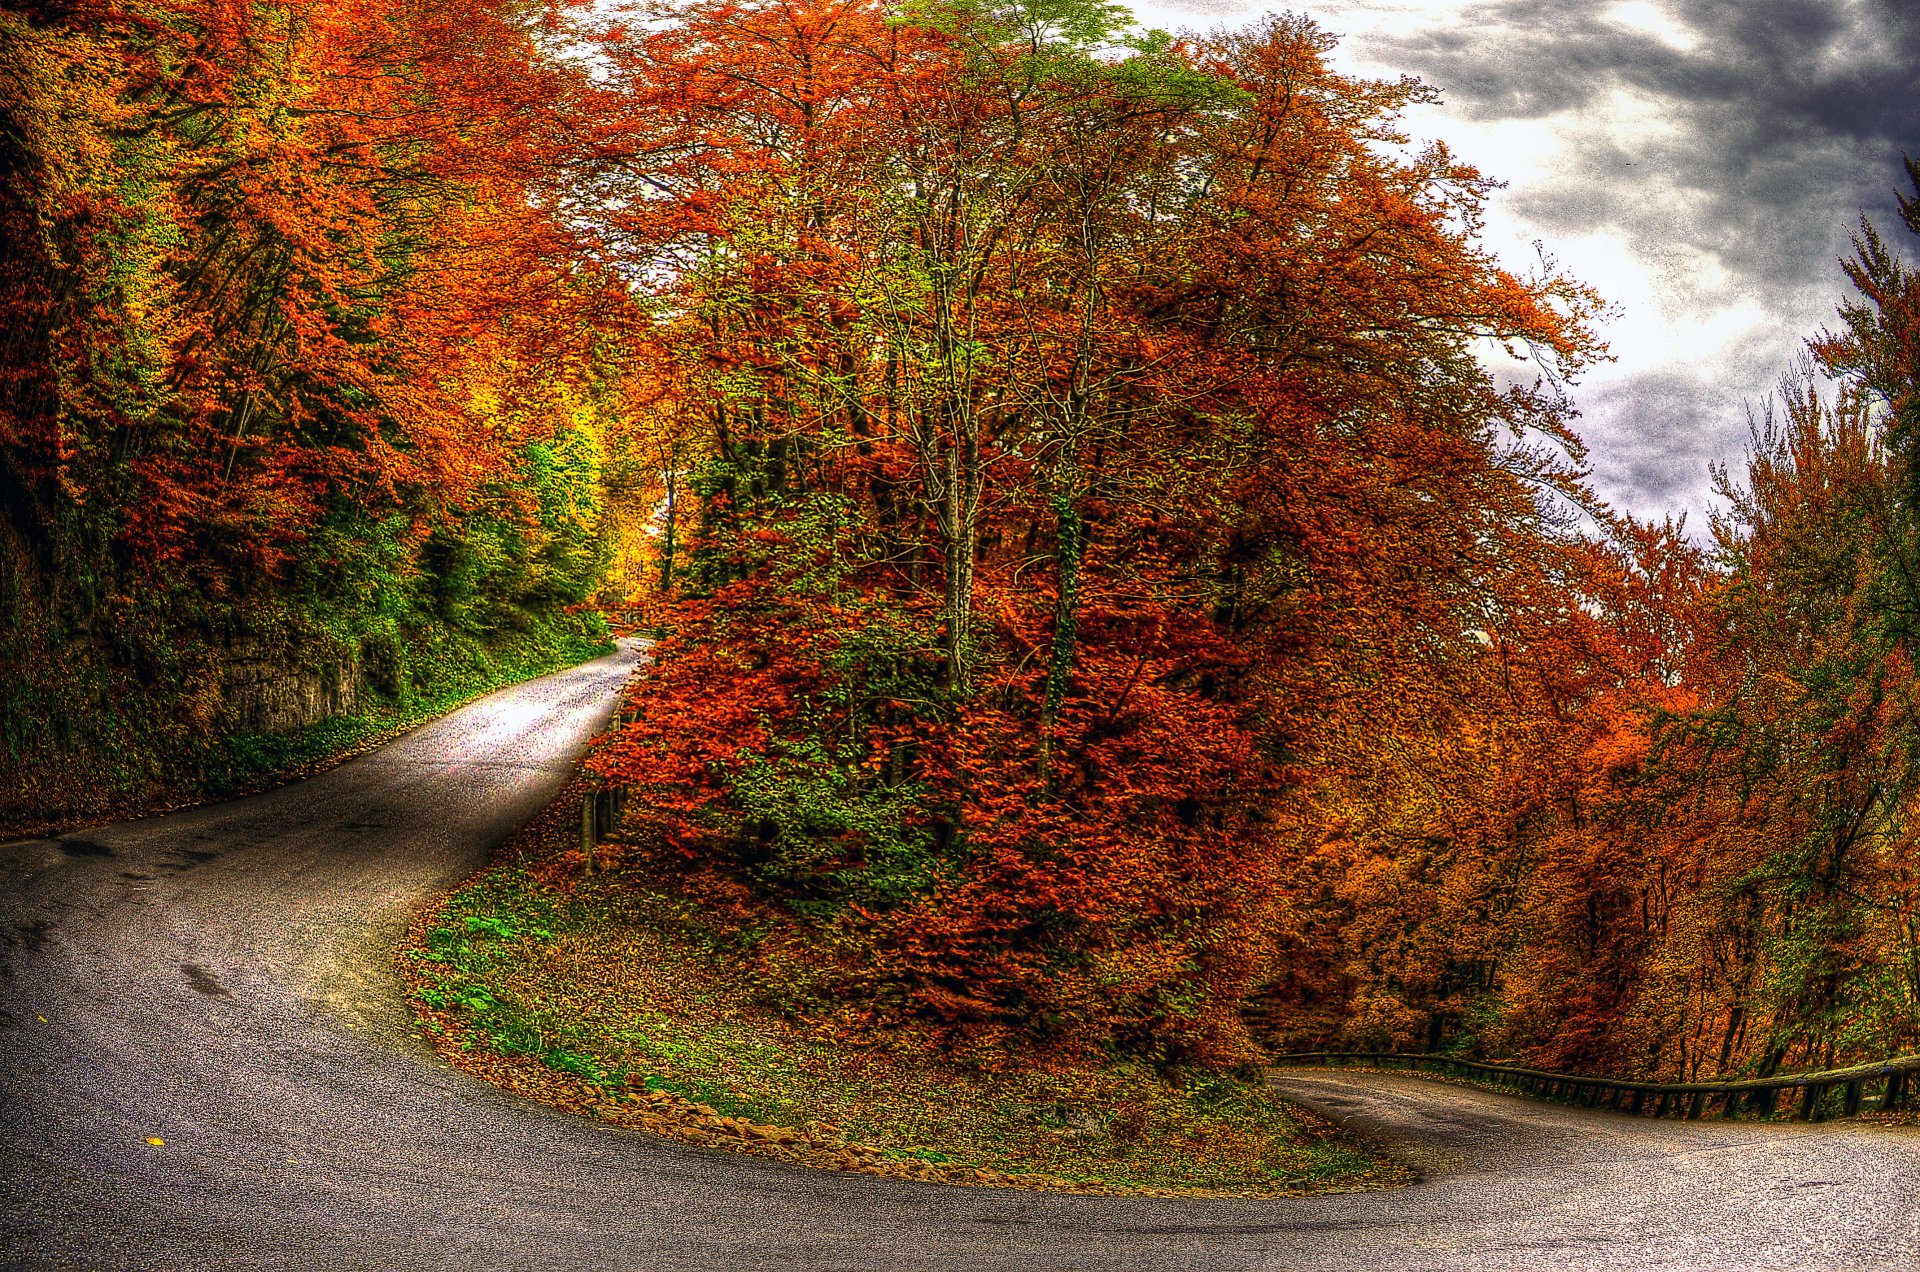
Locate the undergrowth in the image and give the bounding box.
[401,796,1404,1197]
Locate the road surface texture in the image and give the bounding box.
[4,643,1919,1271]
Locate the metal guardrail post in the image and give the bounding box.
[581,700,633,878]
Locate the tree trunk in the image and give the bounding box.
[659,463,677,593]
[941,451,978,692]
[1037,494,1085,784]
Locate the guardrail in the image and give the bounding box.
[1268,1050,1920,1123]
[580,703,635,873]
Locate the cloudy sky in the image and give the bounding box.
[1129,0,1919,523]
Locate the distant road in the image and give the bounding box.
[3,643,1918,1270]
[1266,1069,1920,1269]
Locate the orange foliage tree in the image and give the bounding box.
[1,0,623,814]
[1266,166,1920,1080]
[582,0,1602,1064]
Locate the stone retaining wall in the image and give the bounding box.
[222,642,367,735]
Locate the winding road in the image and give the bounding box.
[4,643,1919,1271]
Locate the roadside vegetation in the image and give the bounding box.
[403,786,1406,1196]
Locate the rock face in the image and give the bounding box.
[222,641,366,735]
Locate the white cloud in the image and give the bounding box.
[1603,1,1701,53]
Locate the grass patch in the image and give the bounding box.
[401,786,1408,1197]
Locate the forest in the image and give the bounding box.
[7,0,1920,1086]
[0,0,623,823]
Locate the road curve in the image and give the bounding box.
[3,645,1919,1271]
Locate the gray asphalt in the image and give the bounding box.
[3,643,1919,1271]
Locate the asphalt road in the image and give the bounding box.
[4,643,1919,1271]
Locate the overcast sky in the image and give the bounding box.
[1128,0,1920,523]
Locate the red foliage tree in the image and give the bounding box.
[583,0,1602,1063]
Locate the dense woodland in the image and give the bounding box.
[7,0,1920,1084]
[0,0,624,820]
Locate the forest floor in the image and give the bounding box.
[399,780,1409,1197]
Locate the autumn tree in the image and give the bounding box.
[583,0,1603,1064]
[1263,163,1920,1080]
[0,0,623,820]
